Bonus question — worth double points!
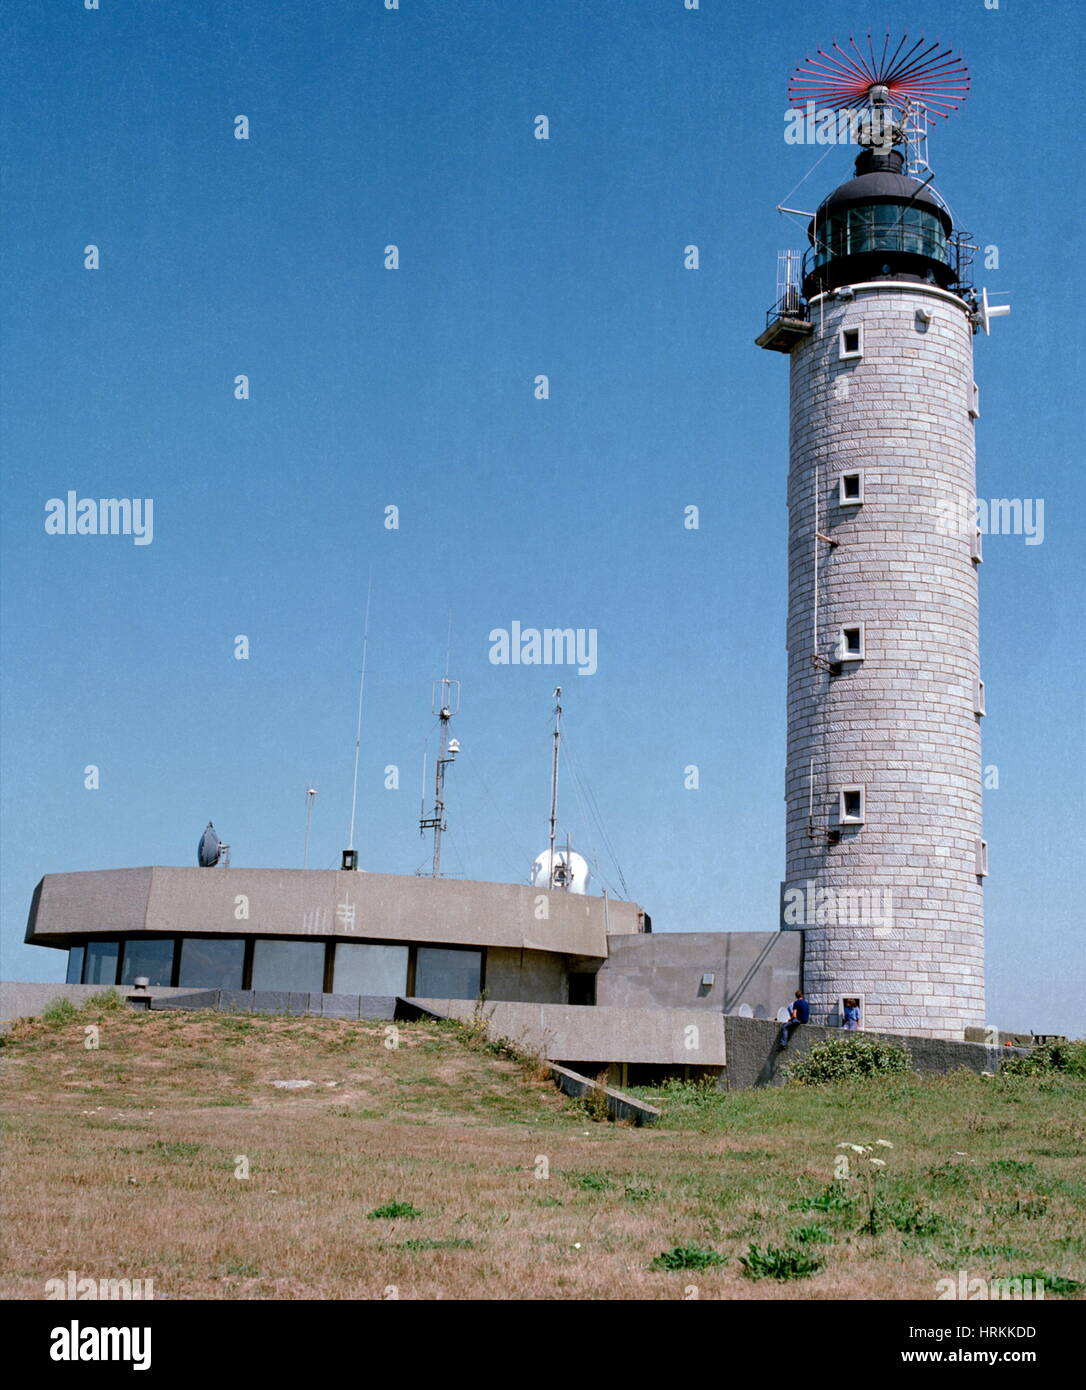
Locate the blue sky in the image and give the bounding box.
[2,0,1082,1033]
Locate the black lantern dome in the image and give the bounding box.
[803,147,955,299]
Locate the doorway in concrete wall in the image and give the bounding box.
[568,973,596,1006]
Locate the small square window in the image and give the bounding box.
[838,624,865,660]
[971,528,983,564]
[976,838,989,877]
[839,326,863,359]
[840,787,865,824]
[969,382,981,419]
[838,994,865,1031]
[839,471,864,505]
[974,678,986,717]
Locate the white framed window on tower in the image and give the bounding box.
[839,325,864,359]
[971,528,984,564]
[969,382,981,419]
[839,786,865,825]
[837,623,865,661]
[974,678,986,717]
[839,471,864,505]
[975,838,989,877]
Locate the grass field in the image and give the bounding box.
[2,994,1083,1300]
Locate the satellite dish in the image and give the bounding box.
[198,822,222,868]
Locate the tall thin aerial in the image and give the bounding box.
[342,570,372,872]
[418,676,461,877]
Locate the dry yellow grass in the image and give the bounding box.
[1,1003,1082,1300]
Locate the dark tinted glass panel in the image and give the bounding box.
[333,943,408,996]
[415,947,482,1000]
[816,205,948,267]
[250,939,326,992]
[121,938,175,987]
[179,937,246,990]
[84,940,119,985]
[66,946,85,984]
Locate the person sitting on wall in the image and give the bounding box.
[778,991,809,1049]
[843,998,861,1031]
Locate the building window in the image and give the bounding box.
[976,839,989,877]
[838,994,865,1030]
[120,938,176,988]
[414,946,483,1001]
[971,528,983,564]
[333,942,409,996]
[840,787,865,824]
[838,624,865,660]
[839,325,863,359]
[839,471,864,505]
[66,946,85,985]
[250,938,327,993]
[83,940,120,985]
[179,937,247,990]
[969,382,981,419]
[974,678,986,717]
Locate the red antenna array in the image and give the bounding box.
[788,32,970,120]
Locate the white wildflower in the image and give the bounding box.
[869,1158,887,1168]
[875,1140,893,1148]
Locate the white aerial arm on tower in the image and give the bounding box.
[977,287,1011,335]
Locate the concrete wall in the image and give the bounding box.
[720,1015,1025,1090]
[784,283,985,1039]
[403,997,727,1067]
[485,947,569,1003]
[149,990,397,1020]
[26,867,645,959]
[595,931,801,1016]
[0,981,197,1022]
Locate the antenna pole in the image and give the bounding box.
[303,786,317,869]
[419,675,460,877]
[548,687,562,872]
[345,570,373,863]
[432,702,450,877]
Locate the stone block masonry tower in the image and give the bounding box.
[757,39,1008,1040]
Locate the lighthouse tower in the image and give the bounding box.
[758,46,1005,1040]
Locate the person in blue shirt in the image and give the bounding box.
[778,991,810,1048]
[843,998,861,1030]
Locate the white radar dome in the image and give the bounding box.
[530,848,590,895]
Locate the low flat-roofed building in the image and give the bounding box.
[25,867,649,1005]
